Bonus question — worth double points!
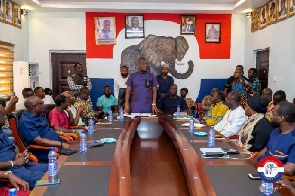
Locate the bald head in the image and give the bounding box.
[24,96,44,114]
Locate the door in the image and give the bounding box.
[256,48,269,92]
[51,52,86,98]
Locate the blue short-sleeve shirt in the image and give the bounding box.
[0,128,16,162]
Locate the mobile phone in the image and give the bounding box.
[248,173,261,180]
[223,148,239,154]
[35,179,61,186]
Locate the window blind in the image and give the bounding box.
[0,41,14,97]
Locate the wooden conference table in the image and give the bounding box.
[30,116,290,196]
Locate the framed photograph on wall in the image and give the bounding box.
[289,0,295,16]
[205,23,221,43]
[268,0,277,24]
[251,8,260,32]
[4,0,13,24]
[259,4,268,29]
[180,15,196,35]
[94,17,116,45]
[125,15,144,39]
[277,0,288,21]
[0,0,4,22]
[13,3,21,28]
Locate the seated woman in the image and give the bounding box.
[238,97,273,152]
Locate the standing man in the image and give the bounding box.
[67,63,92,97]
[115,66,129,98]
[124,58,158,114]
[248,68,261,97]
[156,62,174,100]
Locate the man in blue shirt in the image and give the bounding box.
[0,104,47,189]
[18,96,70,162]
[97,85,118,118]
[156,62,174,100]
[256,102,295,176]
[157,84,188,114]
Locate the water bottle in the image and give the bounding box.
[108,109,113,122]
[8,188,17,196]
[177,105,181,117]
[88,117,94,134]
[48,147,58,183]
[189,117,194,134]
[119,106,124,121]
[79,130,87,153]
[208,126,215,148]
[259,181,274,195]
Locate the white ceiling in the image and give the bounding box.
[14,0,267,14]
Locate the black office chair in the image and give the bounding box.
[118,88,126,108]
[0,98,6,107]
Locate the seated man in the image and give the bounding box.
[256,102,295,176]
[202,91,228,126]
[34,87,45,101]
[15,88,34,110]
[214,92,247,137]
[18,96,70,162]
[74,87,99,123]
[200,88,219,118]
[97,85,118,118]
[261,88,274,121]
[48,94,80,136]
[267,90,287,121]
[157,84,188,114]
[180,88,196,116]
[0,104,47,189]
[62,91,85,126]
[43,88,55,104]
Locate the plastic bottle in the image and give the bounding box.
[259,181,274,196]
[8,188,17,196]
[79,130,87,153]
[208,126,215,148]
[108,109,113,122]
[48,147,58,183]
[177,105,181,117]
[88,116,94,135]
[119,106,124,121]
[189,117,194,134]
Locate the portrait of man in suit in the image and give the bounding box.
[5,0,13,23]
[268,1,277,24]
[125,15,144,39]
[14,5,21,26]
[278,0,287,18]
[0,0,4,19]
[181,16,196,34]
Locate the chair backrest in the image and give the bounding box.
[8,109,28,152]
[0,98,6,107]
[43,104,55,126]
[118,88,126,107]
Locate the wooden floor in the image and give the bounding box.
[130,122,189,196]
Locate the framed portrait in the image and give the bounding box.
[180,15,196,35]
[268,0,277,24]
[4,0,13,24]
[277,0,288,21]
[125,15,144,39]
[259,4,268,29]
[94,17,116,45]
[289,0,295,16]
[251,8,260,32]
[205,23,221,43]
[13,3,21,28]
[0,0,4,22]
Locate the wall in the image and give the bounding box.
[28,12,245,100]
[0,15,29,61]
[244,16,295,101]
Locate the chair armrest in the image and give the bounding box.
[69,125,87,131]
[29,144,53,150]
[228,135,239,139]
[28,154,39,163]
[283,175,295,181]
[67,132,79,140]
[251,152,259,159]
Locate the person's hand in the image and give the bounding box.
[7,173,29,191]
[61,142,70,149]
[14,151,29,166]
[63,133,73,143]
[66,106,71,113]
[77,105,85,114]
[124,104,130,114]
[9,96,19,105]
[152,105,159,114]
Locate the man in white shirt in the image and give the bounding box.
[114,66,129,98]
[214,91,247,137]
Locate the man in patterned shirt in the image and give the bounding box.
[248,68,261,97]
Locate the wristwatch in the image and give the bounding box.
[3,171,12,178]
[152,103,156,106]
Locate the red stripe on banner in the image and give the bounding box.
[86,13,231,59]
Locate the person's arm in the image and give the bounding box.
[71,105,84,126]
[5,96,18,115]
[152,86,158,114]
[156,97,164,114]
[32,136,69,149]
[255,147,267,161]
[67,76,83,91]
[180,98,188,113]
[220,110,247,137]
[65,107,74,125]
[124,86,131,113]
[0,171,29,191]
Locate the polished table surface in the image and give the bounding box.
[30,117,288,196]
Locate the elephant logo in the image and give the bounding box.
[121,34,194,79]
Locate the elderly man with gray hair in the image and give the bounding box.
[156,61,174,100]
